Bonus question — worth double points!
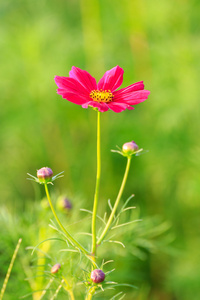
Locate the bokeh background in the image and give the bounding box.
[1,0,200,299]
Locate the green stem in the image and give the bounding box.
[91,111,101,257]
[86,288,95,300]
[50,279,64,300]
[44,184,89,255]
[97,156,132,245]
[68,290,75,300]
[86,293,93,300]
[0,238,22,300]
[62,277,75,300]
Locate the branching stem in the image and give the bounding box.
[44,184,89,255]
[97,156,132,245]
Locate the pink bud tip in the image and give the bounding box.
[51,263,61,274]
[62,198,73,210]
[37,167,53,183]
[122,141,139,155]
[90,269,105,283]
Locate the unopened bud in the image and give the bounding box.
[90,269,105,283]
[122,141,139,155]
[57,197,72,212]
[37,167,53,184]
[51,263,61,274]
[41,198,49,209]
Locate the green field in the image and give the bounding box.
[0,0,200,299]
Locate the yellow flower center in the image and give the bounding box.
[89,89,113,103]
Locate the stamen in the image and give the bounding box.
[89,89,113,103]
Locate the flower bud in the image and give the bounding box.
[122,141,139,155]
[41,198,49,210]
[57,197,72,212]
[37,167,53,184]
[63,199,72,210]
[90,269,105,283]
[51,263,61,274]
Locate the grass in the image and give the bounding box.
[0,0,200,299]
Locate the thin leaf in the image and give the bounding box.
[50,279,65,300]
[102,260,114,267]
[103,212,107,222]
[111,219,142,230]
[108,199,113,213]
[20,288,56,299]
[108,240,125,248]
[30,238,67,256]
[80,209,106,224]
[105,269,115,276]
[110,291,124,300]
[59,249,79,253]
[105,283,137,289]
[39,278,54,300]
[118,294,126,300]
[26,247,51,259]
[122,206,136,212]
[76,232,92,237]
[105,281,118,285]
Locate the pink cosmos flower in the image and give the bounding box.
[54,66,150,113]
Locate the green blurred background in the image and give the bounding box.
[1,0,200,299]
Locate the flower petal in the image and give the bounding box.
[56,89,88,105]
[113,81,150,105]
[97,66,124,92]
[114,91,150,105]
[82,101,109,112]
[116,81,145,94]
[69,66,97,91]
[127,106,135,110]
[55,76,90,96]
[107,102,133,113]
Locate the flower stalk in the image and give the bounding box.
[44,184,89,255]
[86,287,95,300]
[0,238,22,300]
[68,289,75,300]
[91,111,101,258]
[97,156,132,245]
[62,277,75,300]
